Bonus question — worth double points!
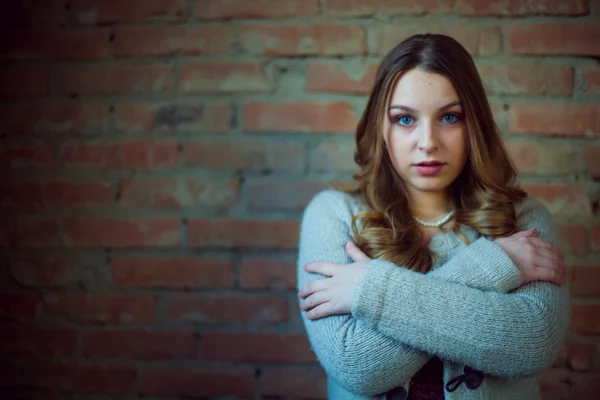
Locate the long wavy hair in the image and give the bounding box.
[343,34,526,273]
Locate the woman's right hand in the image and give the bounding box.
[495,228,567,286]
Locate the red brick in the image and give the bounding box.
[0,181,44,211]
[583,146,600,179]
[0,142,55,168]
[45,180,114,208]
[557,225,590,257]
[0,29,110,60]
[111,257,234,288]
[567,339,596,371]
[19,362,136,394]
[570,266,600,297]
[580,68,600,94]
[239,25,365,56]
[0,217,61,247]
[521,184,591,216]
[312,140,359,173]
[198,0,318,18]
[7,252,76,287]
[0,101,109,136]
[117,177,239,210]
[504,140,579,175]
[570,303,600,334]
[43,101,109,134]
[82,330,195,359]
[114,26,231,57]
[325,0,453,16]
[0,291,38,319]
[183,140,305,172]
[507,23,600,56]
[115,102,231,133]
[307,61,378,94]
[139,368,255,397]
[59,140,178,170]
[0,67,48,99]
[188,218,299,249]
[368,24,501,56]
[508,103,599,137]
[260,367,327,399]
[44,293,155,324]
[1,180,106,214]
[181,61,271,93]
[244,101,358,134]
[240,257,297,290]
[202,332,316,362]
[166,294,287,324]
[62,218,181,248]
[0,103,40,135]
[0,325,77,356]
[70,0,187,24]
[54,64,174,95]
[457,0,589,15]
[593,223,600,251]
[477,63,573,96]
[0,0,65,27]
[246,178,327,211]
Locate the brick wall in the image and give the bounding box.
[0,0,598,399]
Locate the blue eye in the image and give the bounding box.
[396,116,413,126]
[442,114,458,123]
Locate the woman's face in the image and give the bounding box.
[383,68,469,198]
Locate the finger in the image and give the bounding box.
[298,279,328,299]
[511,227,536,238]
[531,263,563,286]
[346,241,371,263]
[530,239,565,263]
[533,258,565,284]
[305,302,344,320]
[534,246,561,261]
[304,261,338,277]
[529,237,561,253]
[300,291,329,311]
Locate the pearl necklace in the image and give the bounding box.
[414,210,455,227]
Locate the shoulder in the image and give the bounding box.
[302,189,366,224]
[515,195,559,244]
[515,195,552,223]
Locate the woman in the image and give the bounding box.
[296,34,570,400]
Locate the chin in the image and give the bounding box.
[410,178,453,193]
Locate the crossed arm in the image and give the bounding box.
[297,191,570,396]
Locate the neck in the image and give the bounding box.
[408,190,453,219]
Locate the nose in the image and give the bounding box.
[417,121,438,154]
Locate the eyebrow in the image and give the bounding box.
[388,101,462,112]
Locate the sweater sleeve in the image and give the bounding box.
[297,190,529,395]
[351,197,571,379]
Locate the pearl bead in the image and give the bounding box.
[414,210,455,227]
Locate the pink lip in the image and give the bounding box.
[414,162,446,176]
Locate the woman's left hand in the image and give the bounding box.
[298,241,372,320]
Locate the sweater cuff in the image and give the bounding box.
[461,237,523,293]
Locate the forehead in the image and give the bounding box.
[389,69,460,108]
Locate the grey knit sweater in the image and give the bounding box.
[297,190,570,400]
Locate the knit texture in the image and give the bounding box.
[297,190,570,400]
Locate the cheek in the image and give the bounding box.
[385,131,413,173]
[451,128,469,165]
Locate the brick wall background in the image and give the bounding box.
[0,0,599,399]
